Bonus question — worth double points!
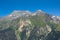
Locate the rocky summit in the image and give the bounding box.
[0,10,60,40]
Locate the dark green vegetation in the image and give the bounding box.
[0,10,60,40]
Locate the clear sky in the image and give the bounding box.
[0,0,60,17]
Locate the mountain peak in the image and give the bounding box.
[37,9,42,12]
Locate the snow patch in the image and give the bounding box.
[9,15,12,17]
[51,16,55,18]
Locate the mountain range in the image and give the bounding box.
[0,10,60,40]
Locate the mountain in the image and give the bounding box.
[0,10,60,40]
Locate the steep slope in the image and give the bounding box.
[0,10,60,40]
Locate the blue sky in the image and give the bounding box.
[0,0,60,17]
